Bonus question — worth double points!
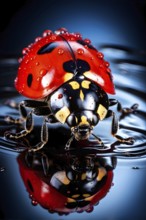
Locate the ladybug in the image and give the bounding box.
[17,150,114,214]
[5,28,138,151]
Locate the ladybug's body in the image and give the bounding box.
[6,28,137,151]
[49,74,108,141]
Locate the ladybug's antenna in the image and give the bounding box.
[59,35,78,74]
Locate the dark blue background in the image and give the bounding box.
[0,0,146,55]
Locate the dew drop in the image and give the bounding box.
[55,27,68,35]
[28,43,33,48]
[77,48,84,55]
[22,47,29,55]
[25,59,29,64]
[58,93,63,99]
[104,61,110,67]
[35,62,39,66]
[39,69,47,76]
[57,48,64,55]
[35,37,41,42]
[107,68,111,73]
[97,52,104,59]
[29,194,33,198]
[31,199,38,206]
[84,38,91,44]
[42,30,53,37]
[75,32,82,38]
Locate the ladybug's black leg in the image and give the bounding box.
[5,102,27,124]
[109,99,138,117]
[5,99,52,125]
[28,120,48,152]
[65,135,74,150]
[22,100,48,108]
[5,111,33,139]
[109,110,134,144]
[32,106,51,116]
[91,133,104,146]
[31,106,58,124]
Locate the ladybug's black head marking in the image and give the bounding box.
[63,59,90,74]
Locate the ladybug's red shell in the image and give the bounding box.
[15,28,115,99]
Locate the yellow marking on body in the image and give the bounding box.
[81,173,86,180]
[72,194,80,199]
[69,81,80,89]
[97,104,107,120]
[53,171,70,185]
[79,115,89,126]
[64,72,74,82]
[84,195,94,201]
[83,194,91,198]
[81,80,91,89]
[80,89,84,101]
[97,167,107,181]
[67,198,76,203]
[55,106,70,124]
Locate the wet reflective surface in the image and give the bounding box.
[0,41,146,220]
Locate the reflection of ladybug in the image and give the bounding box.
[17,151,114,214]
[6,27,136,151]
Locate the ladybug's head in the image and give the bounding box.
[72,124,92,141]
[67,111,99,141]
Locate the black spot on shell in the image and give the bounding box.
[37,42,59,54]
[27,74,33,87]
[77,40,97,50]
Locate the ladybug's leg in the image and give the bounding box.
[21,100,48,108]
[108,110,134,144]
[65,135,74,150]
[28,120,48,152]
[91,133,104,146]
[5,102,27,124]
[5,111,33,139]
[109,99,138,117]
[5,99,49,121]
